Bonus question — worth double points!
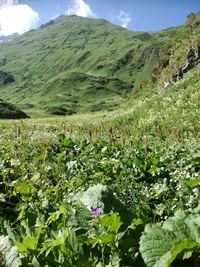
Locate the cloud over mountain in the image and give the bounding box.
[0,1,39,36]
[66,0,94,18]
[118,10,131,28]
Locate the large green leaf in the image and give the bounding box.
[139,210,200,267]
[139,224,175,267]
[15,236,37,253]
[0,236,21,267]
[100,213,122,234]
[77,184,133,229]
[14,181,35,195]
[186,177,200,188]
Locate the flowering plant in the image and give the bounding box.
[91,207,100,217]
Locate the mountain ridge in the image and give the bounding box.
[0,33,19,44]
[0,13,199,117]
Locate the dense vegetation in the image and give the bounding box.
[0,12,200,267]
[0,62,200,265]
[0,119,199,266]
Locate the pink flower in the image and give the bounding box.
[91,207,100,217]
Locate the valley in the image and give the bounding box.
[0,11,200,267]
[0,15,183,117]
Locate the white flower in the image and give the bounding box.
[67,160,77,170]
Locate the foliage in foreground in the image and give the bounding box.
[0,236,21,267]
[140,207,200,267]
[0,129,199,266]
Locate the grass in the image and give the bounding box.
[1,57,199,141]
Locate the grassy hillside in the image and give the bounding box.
[0,15,180,116]
[150,13,200,87]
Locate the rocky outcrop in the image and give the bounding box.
[161,45,200,90]
[0,71,15,85]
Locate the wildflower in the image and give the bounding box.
[66,160,77,170]
[91,207,100,217]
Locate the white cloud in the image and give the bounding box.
[0,0,18,8]
[0,2,39,36]
[118,10,131,28]
[67,0,94,17]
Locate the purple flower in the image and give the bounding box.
[91,207,100,217]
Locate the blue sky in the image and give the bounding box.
[23,0,200,30]
[0,0,200,36]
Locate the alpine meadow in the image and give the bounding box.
[0,5,200,267]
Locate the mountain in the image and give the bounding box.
[0,14,199,117]
[0,15,177,116]
[0,33,19,44]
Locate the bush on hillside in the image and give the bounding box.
[0,100,29,119]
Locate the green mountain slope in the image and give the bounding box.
[116,62,200,140]
[0,15,180,116]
